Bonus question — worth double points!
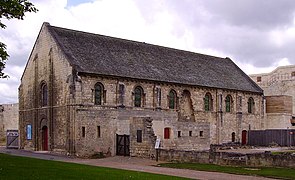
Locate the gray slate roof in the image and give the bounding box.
[47,24,263,94]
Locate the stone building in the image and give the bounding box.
[250,65,295,129]
[0,103,19,142]
[19,22,264,157]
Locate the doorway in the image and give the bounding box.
[116,134,130,156]
[42,126,48,151]
[242,130,247,145]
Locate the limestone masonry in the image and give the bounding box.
[250,65,295,129]
[19,22,264,157]
[0,103,19,141]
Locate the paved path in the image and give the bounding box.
[0,147,277,180]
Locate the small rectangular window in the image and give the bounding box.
[178,131,181,137]
[257,76,261,82]
[137,130,142,143]
[292,72,295,77]
[189,131,192,136]
[164,128,170,139]
[82,126,85,138]
[97,126,101,138]
[200,131,203,137]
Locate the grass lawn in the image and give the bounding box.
[159,162,295,180]
[271,150,295,155]
[0,153,187,180]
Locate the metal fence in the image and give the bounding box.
[248,129,295,146]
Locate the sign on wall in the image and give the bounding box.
[26,124,32,140]
[155,138,161,149]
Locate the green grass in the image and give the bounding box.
[159,162,295,180]
[271,150,295,155]
[0,153,188,180]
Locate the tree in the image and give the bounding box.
[0,0,38,78]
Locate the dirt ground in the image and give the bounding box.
[0,146,276,180]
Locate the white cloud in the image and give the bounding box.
[1,0,295,103]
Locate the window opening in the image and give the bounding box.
[200,131,203,137]
[168,90,177,109]
[204,93,212,111]
[137,130,142,143]
[248,97,255,113]
[94,83,104,105]
[41,83,48,107]
[225,95,232,112]
[134,86,143,107]
[82,126,85,138]
[97,126,101,138]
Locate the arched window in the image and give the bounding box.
[204,93,212,111]
[232,132,235,142]
[225,95,232,112]
[168,89,177,109]
[248,97,255,113]
[41,82,48,107]
[134,86,144,107]
[94,83,104,105]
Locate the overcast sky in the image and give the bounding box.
[1,0,295,104]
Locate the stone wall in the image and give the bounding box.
[265,113,292,129]
[250,65,295,119]
[19,23,73,152]
[130,117,157,158]
[158,149,295,168]
[158,149,210,163]
[79,74,264,146]
[264,95,293,129]
[0,104,19,142]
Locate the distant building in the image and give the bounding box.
[0,103,19,141]
[250,65,295,129]
[19,22,264,157]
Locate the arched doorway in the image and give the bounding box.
[42,126,48,151]
[242,130,247,145]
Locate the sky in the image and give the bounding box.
[1,0,295,104]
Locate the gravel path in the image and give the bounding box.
[0,147,277,180]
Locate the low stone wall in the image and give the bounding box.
[158,149,295,168]
[158,149,210,163]
[246,152,295,168]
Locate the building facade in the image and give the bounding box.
[19,23,264,157]
[250,65,295,129]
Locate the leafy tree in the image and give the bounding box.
[0,0,38,78]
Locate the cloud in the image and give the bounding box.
[1,0,295,104]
